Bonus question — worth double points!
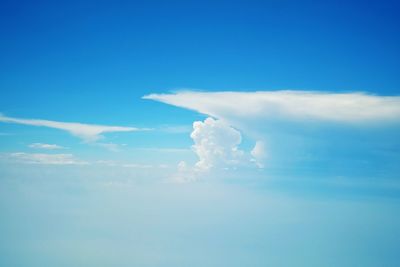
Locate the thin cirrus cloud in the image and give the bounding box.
[0,113,148,142]
[144,90,400,124]
[6,152,88,165]
[29,143,66,150]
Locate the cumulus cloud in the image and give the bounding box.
[191,117,245,171]
[144,90,400,124]
[29,143,66,150]
[0,113,145,142]
[170,117,263,182]
[6,152,87,165]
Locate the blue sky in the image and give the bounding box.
[1,0,400,266]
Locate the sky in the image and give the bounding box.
[1,0,400,266]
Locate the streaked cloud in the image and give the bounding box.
[28,143,66,150]
[0,113,147,142]
[5,152,88,165]
[1,153,171,169]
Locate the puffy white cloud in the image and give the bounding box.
[169,118,257,183]
[144,90,400,124]
[0,113,145,142]
[28,143,66,150]
[6,152,87,165]
[190,117,245,171]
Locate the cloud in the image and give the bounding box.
[251,141,267,168]
[5,152,88,165]
[29,143,66,150]
[144,90,400,124]
[190,117,245,171]
[0,113,146,142]
[171,117,261,182]
[145,90,400,178]
[2,154,171,169]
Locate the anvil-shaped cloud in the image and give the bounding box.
[145,90,400,176]
[144,90,400,124]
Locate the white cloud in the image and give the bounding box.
[144,90,400,124]
[0,113,146,142]
[2,154,170,169]
[6,152,87,165]
[29,143,66,150]
[191,117,245,171]
[145,90,400,177]
[251,141,267,168]
[169,118,253,183]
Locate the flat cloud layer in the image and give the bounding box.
[0,114,145,142]
[144,90,400,124]
[5,152,87,165]
[29,143,66,150]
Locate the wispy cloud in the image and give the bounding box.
[2,153,171,168]
[5,152,88,165]
[28,143,67,150]
[0,113,147,142]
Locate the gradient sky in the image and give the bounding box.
[1,1,400,266]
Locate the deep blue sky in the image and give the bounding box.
[1,0,399,124]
